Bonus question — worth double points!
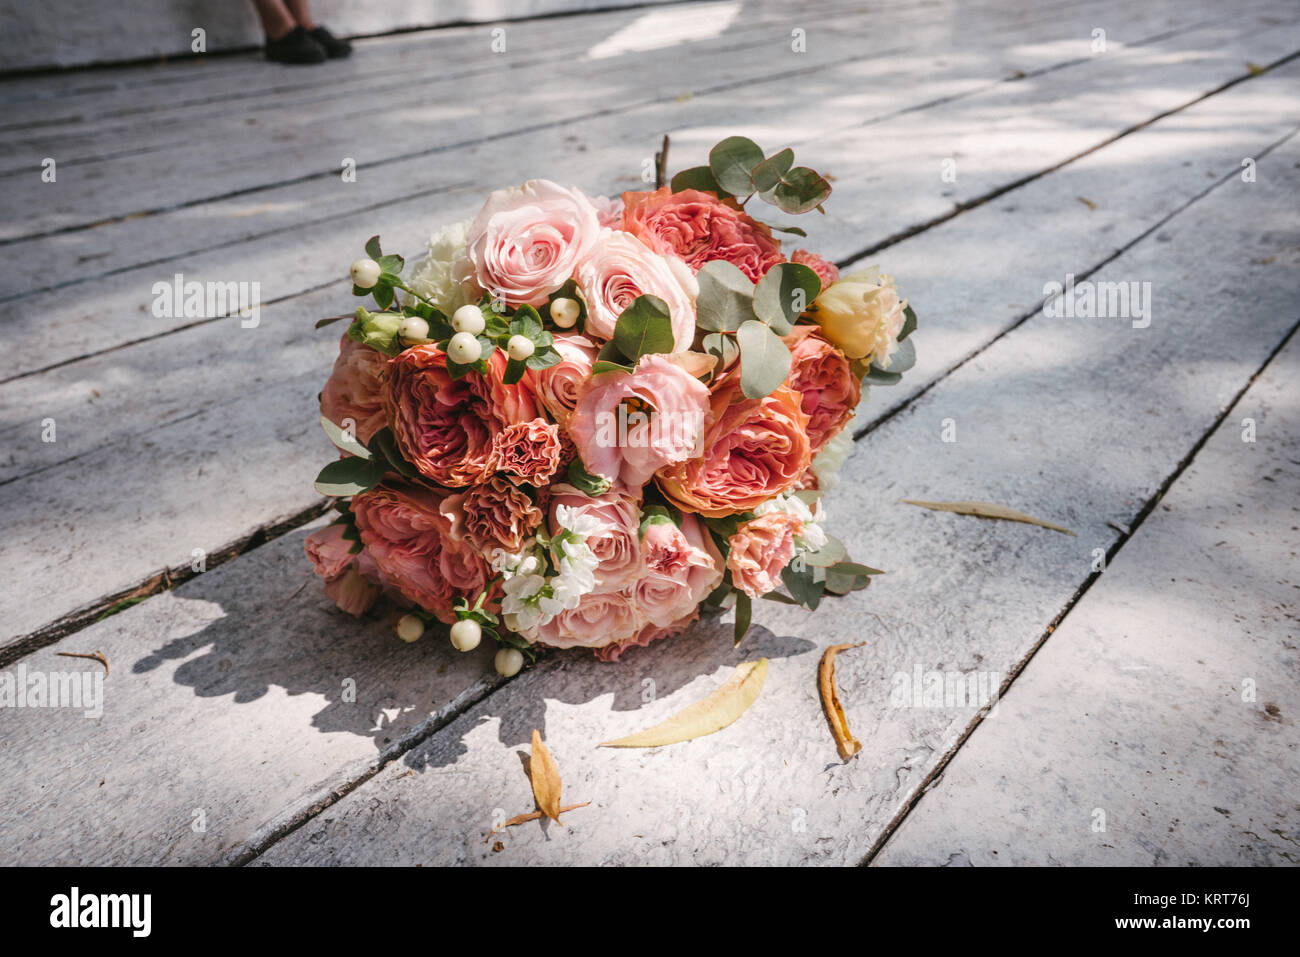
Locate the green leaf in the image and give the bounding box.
[760,222,808,238]
[372,283,394,310]
[509,306,544,341]
[749,148,794,193]
[753,262,821,335]
[320,415,372,459]
[760,591,800,605]
[800,535,847,568]
[670,165,728,197]
[364,236,383,259]
[829,560,884,577]
[781,562,825,610]
[592,360,632,375]
[695,260,756,332]
[702,331,739,368]
[862,363,903,386]
[525,347,562,371]
[899,304,918,341]
[314,456,385,497]
[613,294,674,361]
[767,167,833,215]
[709,136,766,196]
[315,314,350,329]
[733,591,753,646]
[886,336,917,374]
[503,356,527,385]
[736,320,792,399]
[366,428,421,479]
[567,458,612,496]
[376,253,404,275]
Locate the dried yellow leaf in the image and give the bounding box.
[599,658,769,748]
[819,643,865,761]
[901,499,1075,536]
[529,729,563,824]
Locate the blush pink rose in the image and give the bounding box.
[621,187,784,283]
[567,353,710,487]
[383,344,538,487]
[547,483,642,592]
[633,514,723,627]
[466,179,600,307]
[490,418,563,485]
[783,326,861,453]
[532,333,597,424]
[727,511,802,598]
[441,475,543,552]
[533,588,645,650]
[593,612,699,662]
[790,249,840,288]
[304,523,382,617]
[352,482,492,624]
[320,334,388,445]
[591,194,625,228]
[657,374,812,517]
[575,229,697,351]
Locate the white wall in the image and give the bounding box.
[0,0,670,72]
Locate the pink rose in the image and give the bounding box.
[633,514,723,627]
[575,229,697,351]
[352,482,492,624]
[727,511,801,598]
[593,612,698,662]
[383,344,538,487]
[790,249,840,288]
[441,475,543,552]
[532,333,597,424]
[621,187,784,283]
[783,326,861,453]
[591,194,625,228]
[657,374,812,517]
[304,523,381,617]
[568,353,710,487]
[534,588,645,650]
[466,179,600,307]
[320,334,388,445]
[490,418,563,485]
[547,483,642,592]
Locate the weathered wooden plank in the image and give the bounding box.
[5,10,1295,388]
[250,131,1300,866]
[3,61,1295,653]
[2,0,1277,245]
[872,330,1300,866]
[0,520,506,866]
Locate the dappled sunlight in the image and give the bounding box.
[587,1,742,59]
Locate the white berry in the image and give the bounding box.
[395,614,425,643]
[350,258,381,289]
[507,335,535,361]
[399,316,430,341]
[494,647,525,677]
[550,297,580,328]
[447,331,482,364]
[451,304,486,335]
[450,619,482,652]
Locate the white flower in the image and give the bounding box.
[554,503,603,540]
[404,219,482,316]
[811,428,854,490]
[755,492,829,553]
[488,544,539,579]
[553,541,598,603]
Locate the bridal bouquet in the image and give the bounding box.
[306,136,918,676]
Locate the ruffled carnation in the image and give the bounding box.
[656,374,812,517]
[404,218,482,316]
[621,187,784,283]
[490,418,563,485]
[784,325,861,453]
[441,475,543,552]
[320,334,388,445]
[466,179,600,307]
[726,511,801,598]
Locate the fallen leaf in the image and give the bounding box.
[819,643,865,761]
[1076,196,1098,210]
[900,499,1075,535]
[530,729,563,823]
[1246,61,1265,75]
[600,659,768,748]
[485,803,592,842]
[56,650,109,675]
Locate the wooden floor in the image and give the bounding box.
[0,0,1296,866]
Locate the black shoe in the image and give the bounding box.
[308,26,353,59]
[265,26,326,65]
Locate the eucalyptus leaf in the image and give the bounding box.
[319,415,371,459]
[314,456,385,497]
[733,591,753,646]
[800,535,847,568]
[364,235,383,259]
[781,562,824,610]
[886,335,917,374]
[753,262,821,334]
[769,167,833,214]
[899,304,918,341]
[670,165,727,197]
[736,320,792,399]
[709,136,765,196]
[695,260,756,332]
[750,148,794,193]
[702,331,739,368]
[613,294,674,361]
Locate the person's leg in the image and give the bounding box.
[288,0,353,59]
[250,0,296,40]
[251,0,325,63]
